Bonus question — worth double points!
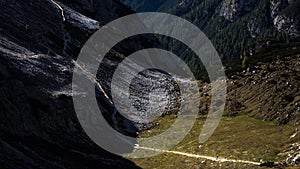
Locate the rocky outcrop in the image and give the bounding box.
[247,17,269,38]
[270,0,300,37]
[219,0,259,22]
[270,0,289,18]
[279,142,300,165]
[273,15,300,37]
[219,0,240,22]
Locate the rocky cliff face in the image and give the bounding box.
[0,0,143,168]
[271,0,300,37]
[219,0,259,22]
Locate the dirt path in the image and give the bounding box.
[136,146,262,166]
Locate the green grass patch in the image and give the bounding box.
[127,114,300,169]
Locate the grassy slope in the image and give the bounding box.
[126,44,300,168]
[128,115,300,169]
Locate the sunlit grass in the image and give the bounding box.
[127,114,300,169]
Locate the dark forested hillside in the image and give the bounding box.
[121,0,300,60]
[120,0,182,12]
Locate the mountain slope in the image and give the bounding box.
[120,0,182,12]
[121,0,300,61]
[0,0,141,168]
[128,42,300,169]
